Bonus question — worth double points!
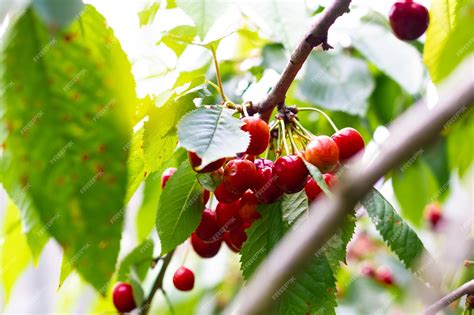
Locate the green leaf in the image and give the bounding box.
[362,189,425,270]
[303,159,332,197]
[322,214,356,273]
[143,79,208,173]
[175,0,232,40]
[392,159,439,226]
[1,6,136,291]
[239,0,311,51]
[177,106,250,168]
[58,254,74,290]
[297,53,375,116]
[138,1,161,26]
[350,21,423,94]
[117,240,154,282]
[1,199,32,303]
[156,161,205,254]
[424,0,474,83]
[196,171,222,192]
[281,191,308,225]
[446,109,474,178]
[125,128,148,203]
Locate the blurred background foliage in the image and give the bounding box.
[0,0,473,313]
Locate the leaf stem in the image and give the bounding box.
[210,47,227,102]
[298,107,339,132]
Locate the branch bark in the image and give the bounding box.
[422,280,474,314]
[251,0,352,121]
[229,57,474,314]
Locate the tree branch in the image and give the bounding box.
[139,250,174,315]
[251,0,352,121]
[422,280,474,314]
[228,57,474,314]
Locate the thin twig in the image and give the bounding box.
[422,280,474,315]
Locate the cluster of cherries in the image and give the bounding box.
[389,0,429,41]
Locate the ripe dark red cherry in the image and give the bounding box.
[241,116,270,155]
[214,182,242,203]
[216,201,244,232]
[202,190,210,205]
[173,266,195,291]
[112,282,136,313]
[304,173,336,201]
[223,232,240,253]
[305,136,339,173]
[361,264,376,278]
[223,159,257,194]
[425,203,443,229]
[376,266,394,285]
[161,167,176,189]
[274,155,309,193]
[252,159,283,204]
[389,0,429,41]
[239,190,261,224]
[227,225,248,252]
[331,128,365,162]
[195,209,220,243]
[188,151,225,173]
[191,232,221,258]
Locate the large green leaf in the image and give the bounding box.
[350,21,423,94]
[1,199,32,303]
[125,128,147,202]
[240,201,337,314]
[156,161,205,254]
[117,239,154,282]
[177,106,250,168]
[362,189,425,270]
[297,53,375,116]
[424,0,474,83]
[392,159,439,226]
[446,110,474,178]
[1,6,135,290]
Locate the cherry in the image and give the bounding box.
[360,264,376,278]
[216,200,244,232]
[202,190,210,205]
[195,208,220,243]
[223,232,240,253]
[376,266,394,285]
[274,155,309,193]
[227,224,248,252]
[304,173,336,201]
[252,158,284,204]
[389,0,429,41]
[214,182,242,203]
[112,282,136,313]
[241,116,270,155]
[305,136,339,173]
[425,203,443,229]
[331,127,365,162]
[223,159,257,194]
[161,167,176,189]
[188,151,225,173]
[191,232,221,258]
[239,190,261,224]
[173,266,195,291]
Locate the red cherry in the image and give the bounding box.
[227,225,248,251]
[214,182,242,203]
[173,266,195,291]
[361,264,376,278]
[223,159,257,194]
[241,116,270,155]
[202,190,210,204]
[216,200,244,232]
[190,232,221,258]
[112,282,136,313]
[425,203,443,229]
[305,136,339,173]
[195,209,220,243]
[376,266,394,285]
[389,0,429,41]
[304,173,336,202]
[331,128,365,162]
[188,151,225,173]
[161,167,177,189]
[252,158,283,204]
[239,190,261,224]
[274,155,309,193]
[223,232,240,253]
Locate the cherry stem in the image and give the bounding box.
[269,120,279,131]
[292,118,314,139]
[287,126,300,153]
[242,102,250,117]
[291,124,312,142]
[280,120,291,155]
[206,80,221,95]
[276,120,282,157]
[210,47,227,102]
[298,107,339,132]
[182,243,190,265]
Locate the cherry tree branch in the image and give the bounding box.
[139,250,174,315]
[422,280,474,314]
[250,0,352,121]
[229,57,474,314]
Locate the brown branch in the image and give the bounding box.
[422,280,474,314]
[251,0,352,121]
[139,250,174,315]
[228,57,474,314]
